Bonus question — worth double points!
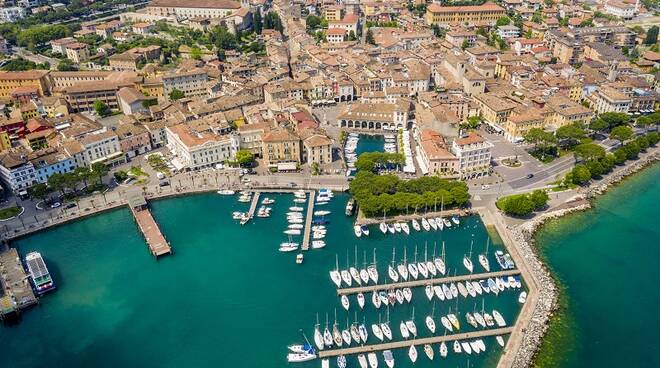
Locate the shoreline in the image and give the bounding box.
[499,148,659,368]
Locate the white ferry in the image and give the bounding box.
[25,252,56,295]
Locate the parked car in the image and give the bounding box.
[64,203,77,209]
[526,174,534,179]
[50,202,61,209]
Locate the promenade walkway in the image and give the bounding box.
[301,191,315,251]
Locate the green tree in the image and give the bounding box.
[253,11,263,34]
[73,166,91,188]
[644,25,658,45]
[47,173,67,196]
[57,59,77,71]
[529,190,549,210]
[1,57,37,71]
[93,100,111,117]
[306,15,322,30]
[91,162,109,185]
[142,98,158,109]
[496,194,536,216]
[613,148,628,164]
[592,112,630,132]
[210,26,237,50]
[573,143,606,162]
[62,172,80,194]
[585,159,604,177]
[28,183,50,201]
[348,30,357,41]
[496,16,511,27]
[114,170,129,183]
[461,39,470,50]
[524,128,557,160]
[555,122,585,148]
[570,164,591,185]
[621,141,640,159]
[609,125,633,145]
[366,29,375,45]
[169,88,185,100]
[235,149,254,167]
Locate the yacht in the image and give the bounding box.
[383,350,395,368]
[367,353,378,368]
[424,344,434,360]
[287,352,316,362]
[518,291,528,304]
[408,345,418,363]
[216,189,235,195]
[354,225,362,237]
[345,199,355,216]
[372,323,384,341]
[312,240,326,249]
[411,219,420,231]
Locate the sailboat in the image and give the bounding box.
[381,307,393,340]
[408,246,419,280]
[402,287,413,303]
[442,284,452,300]
[401,222,410,235]
[397,247,409,281]
[388,248,399,282]
[421,217,430,231]
[333,310,343,347]
[358,354,368,368]
[357,292,365,309]
[338,355,347,368]
[350,248,362,286]
[383,350,395,368]
[411,218,420,231]
[342,318,352,346]
[462,341,472,354]
[441,314,453,332]
[463,239,474,273]
[448,311,460,330]
[367,353,378,368]
[424,344,434,360]
[330,255,342,288]
[341,253,352,287]
[479,238,491,272]
[408,344,418,363]
[350,314,361,344]
[496,336,505,347]
[372,315,384,341]
[341,295,350,310]
[358,320,369,343]
[466,312,478,328]
[360,251,370,285]
[368,249,379,284]
[314,314,325,350]
[323,314,333,347]
[427,243,437,276]
[387,223,395,234]
[380,211,388,234]
[493,310,506,327]
[434,241,447,275]
[406,307,418,337]
[453,340,462,353]
[434,285,445,301]
[440,341,448,357]
[472,281,483,295]
[372,290,382,309]
[425,284,434,301]
[465,281,477,298]
[399,320,410,339]
[452,215,460,225]
[393,222,402,233]
[426,302,436,334]
[428,217,438,230]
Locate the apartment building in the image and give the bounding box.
[473,93,517,131]
[0,151,36,193]
[417,129,459,177]
[166,123,238,170]
[589,86,632,114]
[162,68,208,99]
[302,133,332,165]
[450,133,493,179]
[0,70,50,100]
[425,2,505,26]
[64,42,90,63]
[261,128,302,166]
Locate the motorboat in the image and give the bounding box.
[217,189,235,195]
[452,216,460,225]
[341,295,350,310]
[518,291,528,304]
[400,222,410,234]
[493,310,506,327]
[440,316,453,332]
[399,321,410,339]
[279,243,299,252]
[440,341,448,357]
[480,279,491,293]
[453,340,461,353]
[367,353,378,368]
[425,315,436,334]
[496,336,505,347]
[379,222,387,234]
[289,206,304,212]
[361,225,370,236]
[358,354,368,368]
[314,210,330,216]
[284,229,301,236]
[383,350,394,368]
[461,341,472,355]
[421,218,430,231]
[287,352,316,362]
[354,225,362,237]
[293,198,306,203]
[288,224,304,229]
[408,345,418,363]
[424,344,434,360]
[357,293,365,309]
[372,291,381,309]
[372,323,384,341]
[261,197,274,205]
[338,355,347,368]
[288,218,304,224]
[411,219,420,231]
[312,240,326,249]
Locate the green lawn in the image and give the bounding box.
[0,206,21,220]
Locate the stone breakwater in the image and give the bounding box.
[505,149,658,367]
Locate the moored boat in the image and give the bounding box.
[24,252,56,295]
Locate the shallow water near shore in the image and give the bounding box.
[2,192,522,367]
[536,163,660,367]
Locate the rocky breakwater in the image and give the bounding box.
[584,149,659,198]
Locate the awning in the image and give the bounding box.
[170,157,185,170]
[277,162,297,171]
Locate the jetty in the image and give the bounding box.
[0,247,38,320]
[318,326,514,358]
[127,193,172,258]
[301,190,315,251]
[246,192,261,220]
[336,269,520,295]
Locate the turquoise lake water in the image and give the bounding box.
[355,134,385,155]
[2,192,522,367]
[537,163,660,367]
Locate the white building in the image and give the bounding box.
[0,7,26,23]
[145,0,242,19]
[450,132,493,179]
[166,124,239,170]
[0,152,36,193]
[497,25,521,39]
[589,86,632,114]
[337,101,411,130]
[76,131,124,166]
[604,1,637,20]
[162,68,209,99]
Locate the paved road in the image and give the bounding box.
[506,155,574,190]
[13,48,60,70]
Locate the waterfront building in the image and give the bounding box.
[450,132,493,179]
[417,129,459,177]
[336,101,411,130]
[473,93,517,133]
[261,128,301,167]
[166,123,238,170]
[503,110,545,143]
[425,2,505,26]
[301,131,332,165]
[28,147,77,184]
[237,121,272,157]
[0,150,36,193]
[116,123,153,160]
[588,86,632,114]
[604,1,637,20]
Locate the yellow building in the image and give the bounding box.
[0,70,50,100]
[425,2,506,26]
[323,5,342,21]
[504,111,545,142]
[473,93,517,128]
[0,131,10,152]
[261,128,301,167]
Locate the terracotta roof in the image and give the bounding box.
[427,2,504,13]
[148,0,241,9]
[454,133,486,146]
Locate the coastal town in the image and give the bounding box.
[0,0,658,367]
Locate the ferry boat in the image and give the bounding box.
[25,252,56,295]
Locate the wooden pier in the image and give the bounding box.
[336,269,521,295]
[246,192,261,220]
[301,191,316,250]
[0,248,38,320]
[318,326,514,358]
[127,193,172,258]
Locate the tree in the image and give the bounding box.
[609,125,633,145]
[461,39,470,50]
[496,193,536,216]
[645,25,658,45]
[253,11,263,34]
[114,170,128,183]
[263,11,283,33]
[573,143,606,162]
[169,88,185,100]
[62,172,80,194]
[348,30,357,41]
[47,173,67,196]
[570,164,591,185]
[28,183,50,201]
[496,16,511,27]
[93,100,111,117]
[91,162,109,186]
[524,128,557,160]
[74,166,91,188]
[142,98,158,109]
[57,59,77,71]
[592,112,630,132]
[306,15,322,31]
[235,149,254,167]
[585,159,604,177]
[529,190,549,210]
[366,29,375,45]
[210,26,237,50]
[555,122,585,148]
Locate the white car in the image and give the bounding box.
[50,202,61,209]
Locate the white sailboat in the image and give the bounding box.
[408,344,418,363]
[359,321,369,343]
[372,316,384,341]
[461,341,472,354]
[424,344,434,360]
[367,353,378,368]
[425,284,434,301]
[381,307,393,340]
[399,321,410,339]
[406,307,418,337]
[408,246,419,280]
[401,222,410,235]
[465,281,477,298]
[314,314,325,350]
[435,241,447,275]
[453,340,461,353]
[388,248,399,282]
[479,237,491,272]
[379,222,388,234]
[330,254,342,288]
[341,295,350,311]
[411,218,420,231]
[387,223,395,234]
[357,292,365,309]
[393,222,402,233]
[428,217,438,231]
[368,249,379,284]
[427,243,437,276]
[372,290,381,309]
[426,302,436,334]
[358,354,368,368]
[493,310,506,327]
[496,336,505,347]
[397,248,409,281]
[463,239,474,273]
[323,314,333,347]
[342,318,352,346]
[434,285,445,301]
[440,341,448,357]
[421,217,430,231]
[402,287,413,303]
[333,311,343,347]
[441,315,453,332]
[360,251,370,285]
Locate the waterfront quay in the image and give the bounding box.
[0,248,37,320]
[336,269,521,295]
[318,327,514,358]
[127,193,172,258]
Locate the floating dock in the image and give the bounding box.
[301,190,316,251]
[0,248,38,320]
[318,326,514,358]
[336,269,521,295]
[127,193,172,258]
[246,192,261,220]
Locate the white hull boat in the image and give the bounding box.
[411,219,420,231]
